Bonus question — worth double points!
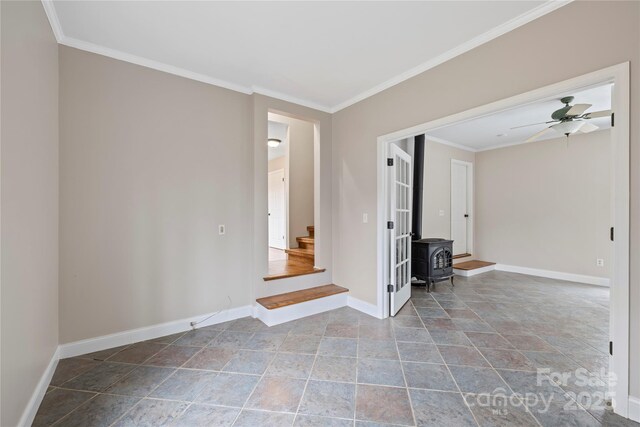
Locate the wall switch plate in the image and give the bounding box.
[596,259,604,267]
[363,213,368,223]
[219,225,226,235]
[439,209,445,217]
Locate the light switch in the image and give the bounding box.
[219,225,226,235]
[363,213,368,223]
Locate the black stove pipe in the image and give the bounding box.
[412,135,425,240]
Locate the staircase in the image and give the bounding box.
[285,225,315,266]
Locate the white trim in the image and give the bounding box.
[41,1,569,114]
[495,264,610,287]
[347,296,383,319]
[376,62,630,419]
[454,264,496,277]
[255,293,347,326]
[59,305,252,359]
[425,135,478,153]
[451,159,474,256]
[628,396,640,423]
[18,347,60,427]
[331,1,571,112]
[60,36,253,96]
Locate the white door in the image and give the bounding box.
[268,169,286,249]
[451,160,471,255]
[388,144,412,316]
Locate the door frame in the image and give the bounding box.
[267,168,287,250]
[450,159,473,256]
[376,62,630,417]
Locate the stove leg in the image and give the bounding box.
[450,276,454,287]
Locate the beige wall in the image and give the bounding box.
[423,140,475,242]
[332,1,639,396]
[268,156,286,173]
[59,46,253,343]
[476,131,612,278]
[1,2,59,425]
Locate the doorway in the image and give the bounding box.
[376,63,630,418]
[450,159,473,256]
[265,112,319,280]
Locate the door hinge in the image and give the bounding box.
[609,341,613,355]
[611,112,615,127]
[282,178,285,182]
[387,158,394,166]
[610,227,614,242]
[387,221,394,229]
[387,284,394,293]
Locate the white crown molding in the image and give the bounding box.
[61,36,254,95]
[41,0,63,42]
[425,135,478,153]
[41,0,571,115]
[330,0,572,113]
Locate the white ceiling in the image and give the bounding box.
[268,121,288,161]
[44,1,568,113]
[427,83,612,152]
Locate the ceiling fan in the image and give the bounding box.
[512,96,612,142]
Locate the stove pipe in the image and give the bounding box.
[412,135,425,240]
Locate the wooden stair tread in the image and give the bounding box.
[453,253,471,259]
[453,260,496,271]
[257,284,348,309]
[296,236,314,244]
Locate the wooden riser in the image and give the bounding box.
[307,225,314,237]
[257,284,348,310]
[296,236,314,250]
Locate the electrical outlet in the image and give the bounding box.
[363,213,368,223]
[439,209,445,217]
[596,259,604,267]
[219,224,226,235]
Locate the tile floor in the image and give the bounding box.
[35,271,638,426]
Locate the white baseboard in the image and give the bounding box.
[347,296,382,319]
[18,347,60,427]
[495,264,610,287]
[629,396,640,423]
[453,264,496,277]
[255,293,348,326]
[59,305,253,359]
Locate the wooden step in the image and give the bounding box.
[453,253,471,260]
[257,284,348,310]
[307,225,314,237]
[296,236,314,250]
[285,247,314,263]
[453,260,495,271]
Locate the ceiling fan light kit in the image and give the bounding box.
[514,95,611,142]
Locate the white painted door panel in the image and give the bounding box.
[389,144,412,316]
[451,162,468,255]
[268,169,286,249]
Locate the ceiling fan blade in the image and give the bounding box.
[526,127,553,142]
[566,103,592,116]
[511,120,557,130]
[583,109,612,119]
[579,122,599,133]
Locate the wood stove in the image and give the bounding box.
[411,238,454,292]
